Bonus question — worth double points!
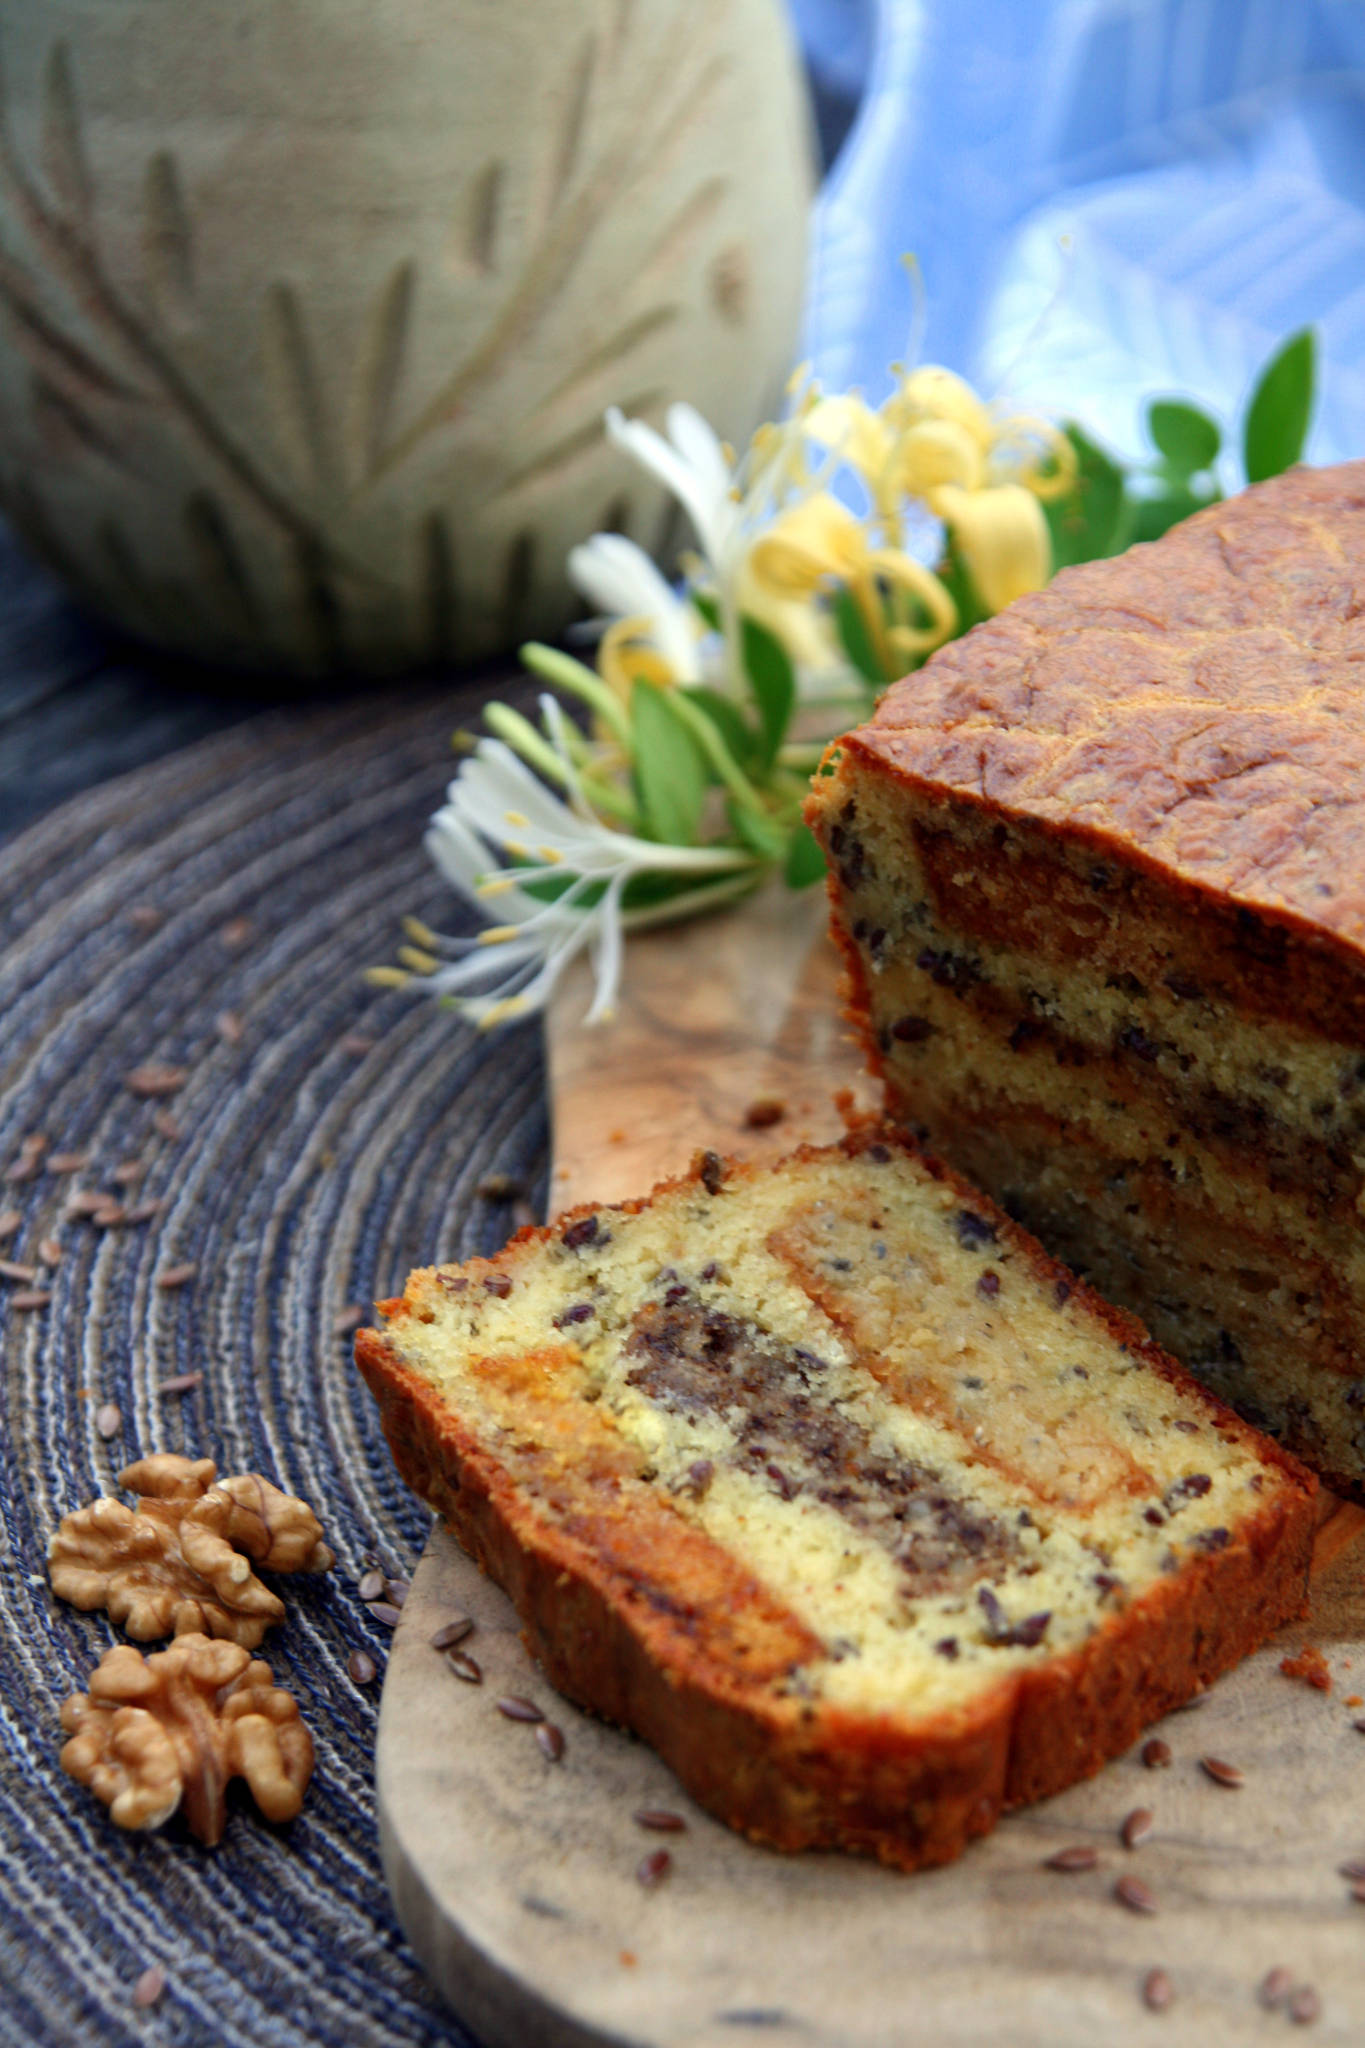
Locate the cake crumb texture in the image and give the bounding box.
[357,1133,1314,1870]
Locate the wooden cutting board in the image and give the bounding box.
[375,886,1365,2047]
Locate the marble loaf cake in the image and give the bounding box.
[356,1134,1314,1869]
[809,464,1365,1500]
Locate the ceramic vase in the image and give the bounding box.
[0,0,813,675]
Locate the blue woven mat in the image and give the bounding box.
[0,696,548,2046]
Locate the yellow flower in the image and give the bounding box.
[887,365,995,450]
[746,490,957,674]
[894,417,985,498]
[746,491,867,593]
[596,615,678,702]
[988,413,1078,502]
[935,482,1051,614]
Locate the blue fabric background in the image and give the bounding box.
[796,0,1365,473]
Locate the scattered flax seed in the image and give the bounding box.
[215,1011,244,1045]
[45,1152,88,1174]
[636,1849,672,1889]
[1289,1985,1321,2025]
[332,1304,366,1337]
[357,1569,385,1601]
[1121,1808,1155,1850]
[131,1964,165,2008]
[37,1238,62,1268]
[634,1809,688,1833]
[1353,1718,1365,1734]
[220,916,253,950]
[430,1617,474,1650]
[112,1160,146,1187]
[1044,1845,1098,1872]
[1337,1857,1365,1881]
[157,1373,202,1396]
[340,1033,375,1056]
[155,1263,198,1290]
[0,1209,19,1238]
[384,1577,409,1607]
[124,1199,164,1223]
[11,1288,51,1310]
[497,1696,544,1724]
[477,1173,525,1202]
[94,1205,127,1228]
[1280,1646,1331,1691]
[128,906,164,935]
[152,1111,183,1142]
[448,1651,482,1683]
[1114,1874,1157,1914]
[368,1602,403,1630]
[536,1722,566,1762]
[95,1402,122,1439]
[1261,1968,1294,2009]
[124,1063,188,1098]
[1349,1879,1365,1905]
[743,1097,786,1129]
[65,1190,108,1218]
[1142,1969,1173,2012]
[4,1155,40,1185]
[1200,1756,1244,1789]
[0,1259,38,1283]
[347,1650,378,1685]
[1141,1738,1172,1768]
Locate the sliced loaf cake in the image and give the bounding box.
[357,1131,1314,1869]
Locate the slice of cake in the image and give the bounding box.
[356,1132,1314,1870]
[808,463,1365,1499]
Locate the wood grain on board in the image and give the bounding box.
[378,883,1365,2048]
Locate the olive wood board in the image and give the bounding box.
[376,885,1365,2047]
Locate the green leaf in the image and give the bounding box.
[1129,483,1221,545]
[783,820,828,889]
[681,685,758,770]
[936,537,989,632]
[739,614,796,769]
[1243,328,1315,483]
[726,797,787,860]
[1147,400,1221,477]
[690,587,722,632]
[1045,424,1130,568]
[831,583,885,685]
[630,685,707,846]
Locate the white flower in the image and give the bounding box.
[566,532,700,683]
[405,703,758,1028]
[605,402,739,573]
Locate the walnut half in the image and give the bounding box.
[49,1454,334,1649]
[60,1633,315,1846]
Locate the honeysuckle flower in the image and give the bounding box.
[934,481,1051,613]
[373,713,760,1027]
[605,402,738,574]
[747,489,957,671]
[566,533,700,686]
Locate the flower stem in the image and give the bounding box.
[521,643,631,748]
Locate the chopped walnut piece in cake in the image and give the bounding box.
[48,1454,333,1648]
[59,1633,314,1845]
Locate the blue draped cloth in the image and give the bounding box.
[795,0,1365,467]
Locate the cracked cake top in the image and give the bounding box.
[847,462,1365,948]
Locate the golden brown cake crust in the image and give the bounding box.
[847,462,1365,964]
[356,1135,1316,1871]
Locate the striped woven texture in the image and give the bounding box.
[0,695,547,2047]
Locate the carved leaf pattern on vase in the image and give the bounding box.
[0,0,809,670]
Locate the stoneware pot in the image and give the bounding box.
[0,1,813,675]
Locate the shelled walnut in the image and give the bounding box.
[60,1634,314,1846]
[49,1454,333,1648]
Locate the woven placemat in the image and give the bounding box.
[0,691,549,2047]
